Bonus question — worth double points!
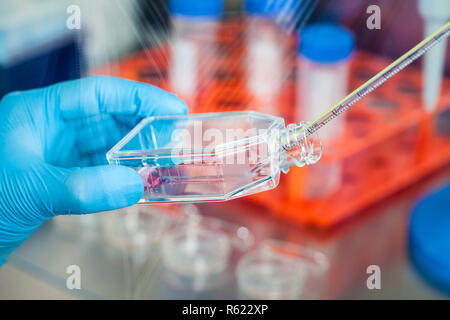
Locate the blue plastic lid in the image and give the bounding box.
[299,23,355,63]
[245,0,299,17]
[245,0,278,16]
[245,0,269,16]
[169,0,223,18]
[409,183,450,295]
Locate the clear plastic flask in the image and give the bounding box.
[107,111,321,203]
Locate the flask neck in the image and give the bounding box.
[279,121,322,173]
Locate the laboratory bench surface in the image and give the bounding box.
[1,166,450,300]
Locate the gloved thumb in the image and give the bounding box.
[54,165,144,215]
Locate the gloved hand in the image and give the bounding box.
[0,76,188,265]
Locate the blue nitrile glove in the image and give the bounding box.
[0,76,188,265]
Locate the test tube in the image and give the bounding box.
[168,0,223,105]
[297,23,355,198]
[245,0,285,115]
[418,0,450,111]
[237,240,329,299]
[297,22,355,139]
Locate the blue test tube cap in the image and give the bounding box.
[245,0,277,17]
[299,23,355,63]
[245,0,299,17]
[169,0,224,18]
[409,183,450,295]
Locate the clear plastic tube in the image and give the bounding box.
[246,16,284,115]
[168,0,223,103]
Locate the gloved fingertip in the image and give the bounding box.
[61,165,143,214]
[105,166,144,207]
[178,99,189,115]
[157,93,189,116]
